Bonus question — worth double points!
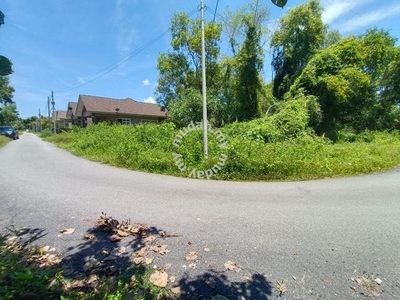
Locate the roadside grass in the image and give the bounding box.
[0,135,11,147]
[44,122,400,181]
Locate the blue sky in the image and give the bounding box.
[1,0,400,119]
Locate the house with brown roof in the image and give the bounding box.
[52,110,69,132]
[66,101,78,125]
[75,94,167,126]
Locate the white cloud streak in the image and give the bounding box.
[340,3,400,32]
[142,79,150,86]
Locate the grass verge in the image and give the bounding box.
[44,122,400,181]
[0,135,11,147]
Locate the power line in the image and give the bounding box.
[213,0,220,23]
[56,8,199,93]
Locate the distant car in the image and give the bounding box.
[0,126,19,140]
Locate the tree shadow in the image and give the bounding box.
[2,216,273,299]
[176,271,272,299]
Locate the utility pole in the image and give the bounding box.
[38,108,41,132]
[201,0,208,157]
[47,96,51,130]
[51,91,56,134]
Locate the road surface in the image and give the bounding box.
[0,133,399,299]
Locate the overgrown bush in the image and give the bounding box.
[44,119,400,181]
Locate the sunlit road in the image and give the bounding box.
[1,133,399,299]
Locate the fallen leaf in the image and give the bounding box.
[149,270,168,287]
[186,250,198,261]
[109,234,122,242]
[151,244,170,255]
[71,279,86,289]
[133,257,145,265]
[6,236,18,243]
[117,230,129,237]
[276,279,287,296]
[224,261,241,272]
[40,246,50,253]
[84,234,96,240]
[243,276,252,282]
[145,257,153,265]
[204,247,210,252]
[171,286,181,294]
[59,228,75,235]
[169,276,176,283]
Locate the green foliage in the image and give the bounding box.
[0,135,10,147]
[0,76,14,104]
[0,102,19,125]
[0,55,13,76]
[39,129,54,138]
[233,17,264,122]
[46,120,400,181]
[271,0,327,99]
[290,29,399,135]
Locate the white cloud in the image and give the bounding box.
[142,79,150,86]
[144,96,156,104]
[322,2,356,24]
[321,0,374,24]
[340,3,400,32]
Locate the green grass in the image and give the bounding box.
[0,135,11,147]
[44,122,400,181]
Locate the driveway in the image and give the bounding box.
[0,133,399,299]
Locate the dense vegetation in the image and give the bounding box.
[156,0,399,137]
[43,0,400,181]
[45,120,400,181]
[0,11,20,127]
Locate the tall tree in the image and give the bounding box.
[0,11,14,104]
[155,12,223,126]
[271,0,326,99]
[234,16,264,121]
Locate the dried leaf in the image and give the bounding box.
[145,257,153,265]
[40,246,50,253]
[224,261,241,272]
[169,276,176,283]
[59,228,75,235]
[133,257,145,265]
[151,244,170,255]
[149,270,168,287]
[109,234,122,242]
[117,229,129,237]
[84,234,96,240]
[186,250,198,261]
[171,286,181,294]
[276,279,287,295]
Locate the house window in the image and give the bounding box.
[142,119,158,123]
[116,118,131,125]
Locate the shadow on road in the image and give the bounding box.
[1,217,273,299]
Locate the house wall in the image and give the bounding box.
[90,113,161,125]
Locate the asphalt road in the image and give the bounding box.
[1,133,399,299]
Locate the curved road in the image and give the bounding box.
[0,133,399,299]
